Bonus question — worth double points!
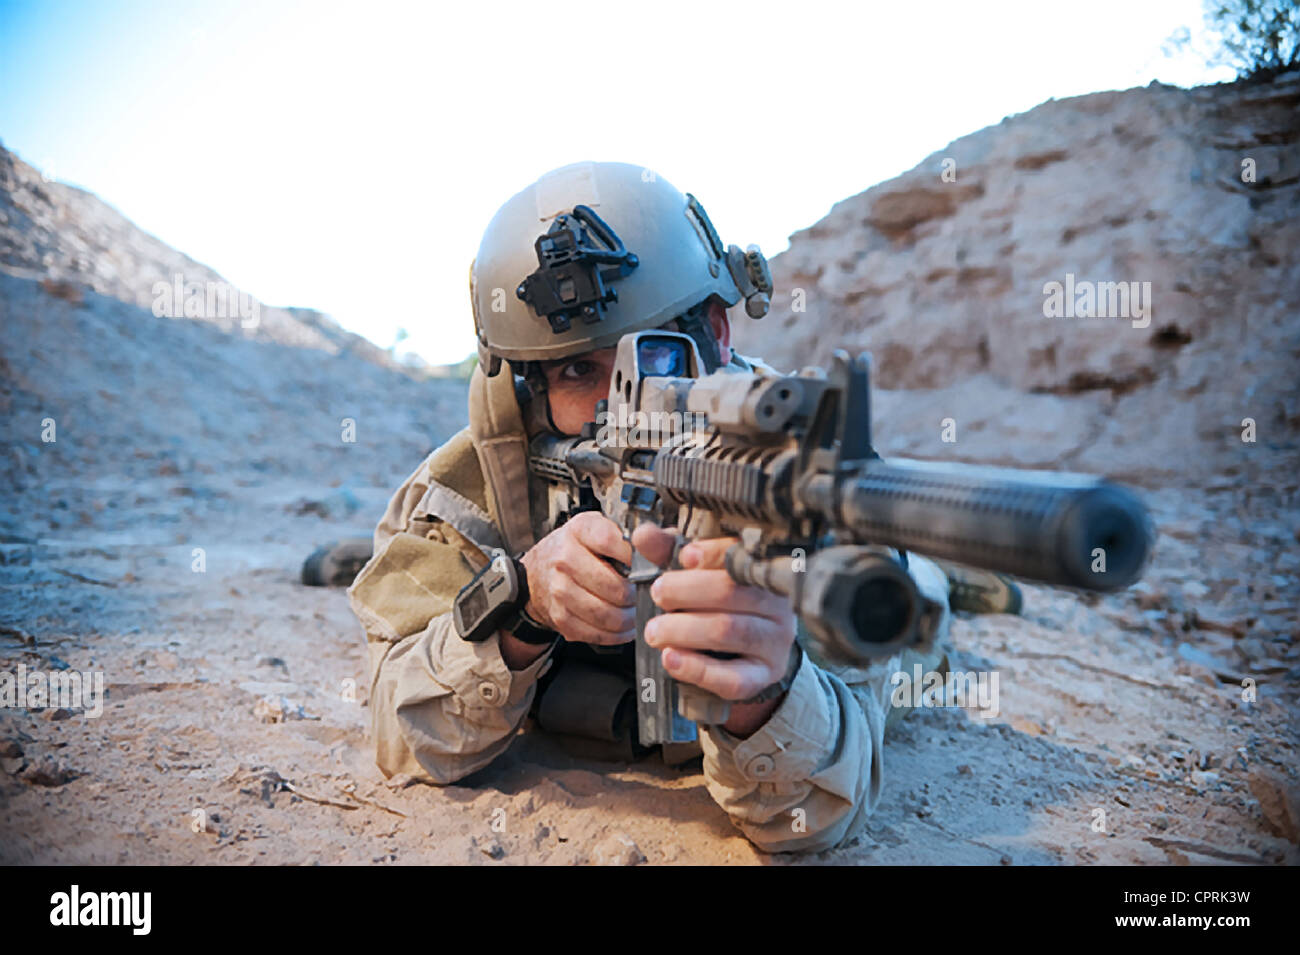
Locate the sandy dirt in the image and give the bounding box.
[1,82,1297,864]
[2,424,1296,865]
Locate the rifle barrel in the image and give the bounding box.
[838,458,1153,591]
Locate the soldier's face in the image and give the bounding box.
[538,346,619,436]
[537,302,732,437]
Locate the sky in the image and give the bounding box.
[0,0,1234,365]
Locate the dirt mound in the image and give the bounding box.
[733,76,1300,483]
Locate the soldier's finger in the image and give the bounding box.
[645,611,786,663]
[678,537,739,570]
[650,569,787,620]
[557,539,635,607]
[556,614,636,648]
[630,522,676,568]
[571,511,634,565]
[555,572,637,634]
[661,647,772,702]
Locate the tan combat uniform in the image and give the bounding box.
[348,349,952,854]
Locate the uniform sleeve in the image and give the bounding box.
[364,612,557,784]
[698,554,951,854]
[347,456,557,785]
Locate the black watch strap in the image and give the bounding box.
[505,605,559,645]
[453,548,559,646]
[503,557,558,645]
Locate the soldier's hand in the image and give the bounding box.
[631,525,798,703]
[520,511,636,646]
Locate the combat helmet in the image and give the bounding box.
[470,161,773,377]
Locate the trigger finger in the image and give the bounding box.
[631,523,677,569]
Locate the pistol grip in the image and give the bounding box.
[631,537,733,742]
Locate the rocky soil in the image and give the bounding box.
[1,77,1297,865]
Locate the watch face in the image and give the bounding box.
[460,582,488,628]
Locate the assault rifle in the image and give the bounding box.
[529,331,1154,746]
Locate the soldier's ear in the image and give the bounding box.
[707,300,731,360]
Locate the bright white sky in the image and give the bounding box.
[0,0,1232,364]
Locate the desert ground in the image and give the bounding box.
[2,73,1297,864]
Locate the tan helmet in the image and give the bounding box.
[470,161,773,376]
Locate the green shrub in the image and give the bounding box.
[1202,0,1300,81]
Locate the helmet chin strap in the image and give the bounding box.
[670,300,723,374]
[514,361,562,436]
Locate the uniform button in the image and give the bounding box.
[478,683,501,704]
[745,754,776,778]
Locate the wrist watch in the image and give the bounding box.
[453,549,557,646]
[739,641,803,705]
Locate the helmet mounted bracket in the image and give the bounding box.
[516,205,640,335]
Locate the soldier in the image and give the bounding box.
[346,161,1019,854]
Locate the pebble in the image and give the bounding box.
[590,831,646,866]
[253,695,307,723]
[19,756,76,787]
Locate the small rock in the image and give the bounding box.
[20,756,76,787]
[957,764,973,775]
[1192,608,1247,639]
[0,739,23,759]
[1248,769,1300,844]
[253,695,306,723]
[293,488,361,520]
[1190,770,1219,789]
[478,837,506,860]
[1152,815,1171,831]
[383,773,416,791]
[43,707,73,722]
[256,656,287,669]
[590,832,647,866]
[2,756,25,775]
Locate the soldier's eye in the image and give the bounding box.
[558,360,596,382]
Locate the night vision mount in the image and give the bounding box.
[516,204,640,334]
